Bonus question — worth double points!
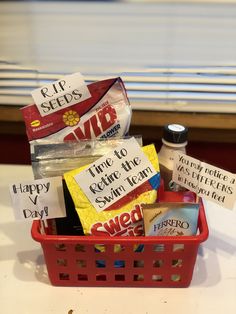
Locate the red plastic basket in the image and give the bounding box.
[31,191,209,287]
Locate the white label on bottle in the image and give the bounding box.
[159,147,186,170]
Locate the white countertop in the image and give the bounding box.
[0,164,235,314]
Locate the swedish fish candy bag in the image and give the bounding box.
[64,143,160,236]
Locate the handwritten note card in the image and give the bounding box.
[75,137,156,212]
[172,152,236,209]
[31,72,91,117]
[9,176,66,220]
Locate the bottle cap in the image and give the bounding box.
[163,124,188,144]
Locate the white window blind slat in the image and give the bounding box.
[1,2,236,113]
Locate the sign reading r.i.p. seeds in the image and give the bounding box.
[31,72,91,117]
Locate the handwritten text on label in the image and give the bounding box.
[31,72,91,117]
[9,176,66,221]
[172,152,236,210]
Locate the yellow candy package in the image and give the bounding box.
[64,144,160,236]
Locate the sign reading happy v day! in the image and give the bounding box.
[172,151,236,210]
[9,176,66,221]
[75,137,156,212]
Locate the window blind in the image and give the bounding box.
[1,1,236,113]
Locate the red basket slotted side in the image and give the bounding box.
[31,192,209,287]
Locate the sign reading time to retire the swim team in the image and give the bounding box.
[172,151,236,210]
[74,137,156,212]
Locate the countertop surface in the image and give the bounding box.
[0,164,235,314]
